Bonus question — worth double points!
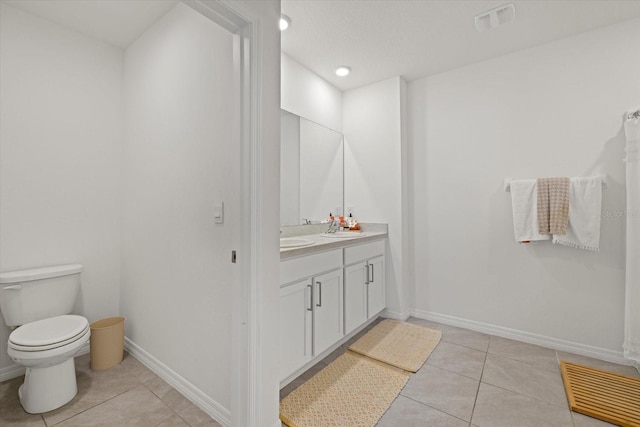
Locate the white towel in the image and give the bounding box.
[510,179,552,243]
[552,176,602,251]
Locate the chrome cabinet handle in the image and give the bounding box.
[316,281,322,307]
[370,264,374,283]
[365,263,370,285]
[307,284,312,311]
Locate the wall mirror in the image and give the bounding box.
[280,109,344,225]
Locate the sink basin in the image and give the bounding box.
[320,231,367,239]
[280,237,315,248]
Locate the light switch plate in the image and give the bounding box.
[214,202,224,224]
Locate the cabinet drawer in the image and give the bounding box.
[344,239,385,265]
[281,248,342,285]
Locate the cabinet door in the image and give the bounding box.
[367,255,385,318]
[344,263,368,335]
[280,279,313,380]
[313,269,343,356]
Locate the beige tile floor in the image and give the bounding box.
[0,352,222,427]
[281,317,640,427]
[3,317,638,427]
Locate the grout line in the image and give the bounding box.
[439,334,490,353]
[485,349,559,401]
[476,348,570,410]
[469,336,490,425]
[569,410,578,427]
[151,408,181,427]
[399,394,473,425]
[477,378,570,410]
[46,369,146,426]
[425,339,488,378]
[425,368,482,382]
[398,364,478,423]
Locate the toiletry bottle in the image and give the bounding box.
[349,213,360,230]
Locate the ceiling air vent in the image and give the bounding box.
[475,3,515,32]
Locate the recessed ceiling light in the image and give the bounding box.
[335,66,351,77]
[279,14,291,31]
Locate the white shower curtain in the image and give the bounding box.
[624,114,640,371]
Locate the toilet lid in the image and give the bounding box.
[9,315,89,348]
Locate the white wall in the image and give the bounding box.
[281,53,342,132]
[409,18,640,356]
[0,3,123,375]
[121,2,235,411]
[343,76,409,319]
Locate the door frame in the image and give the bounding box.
[183,1,269,425]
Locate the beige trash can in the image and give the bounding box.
[90,317,125,370]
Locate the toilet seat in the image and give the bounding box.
[9,315,89,352]
[6,316,90,414]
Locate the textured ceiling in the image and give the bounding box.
[281,0,640,91]
[4,0,178,48]
[6,0,640,90]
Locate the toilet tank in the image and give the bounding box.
[0,264,83,327]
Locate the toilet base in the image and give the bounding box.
[19,357,78,414]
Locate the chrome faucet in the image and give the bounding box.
[325,219,339,234]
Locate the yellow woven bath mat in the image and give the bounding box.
[348,319,442,372]
[279,351,409,427]
[561,361,640,427]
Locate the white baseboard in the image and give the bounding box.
[411,309,631,366]
[381,309,410,321]
[124,337,231,427]
[0,362,25,382]
[0,342,90,383]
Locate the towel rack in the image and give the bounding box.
[503,175,607,192]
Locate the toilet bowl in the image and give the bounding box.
[1,264,87,414]
[7,315,90,414]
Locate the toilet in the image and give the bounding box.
[0,264,90,414]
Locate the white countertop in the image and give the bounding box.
[280,224,387,260]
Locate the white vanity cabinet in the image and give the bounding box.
[344,263,368,335]
[311,269,344,356]
[279,278,312,381]
[366,255,385,315]
[344,240,386,335]
[279,236,386,383]
[279,249,343,380]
